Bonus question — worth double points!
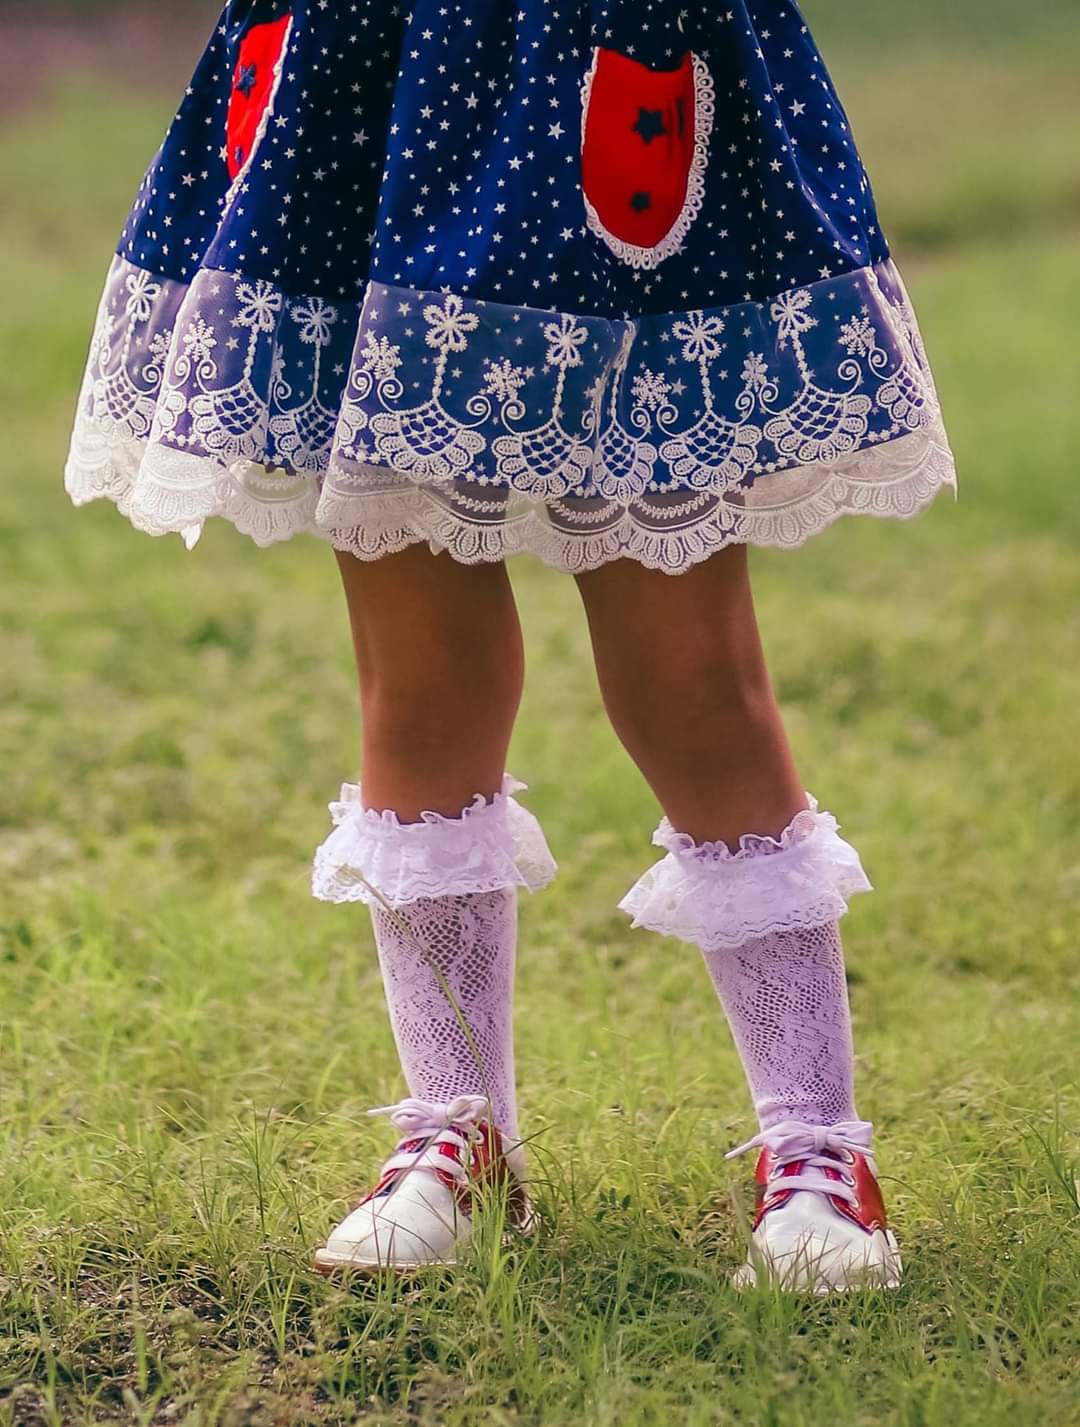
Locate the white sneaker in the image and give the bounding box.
[314,1094,532,1275]
[727,1119,902,1294]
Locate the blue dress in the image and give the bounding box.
[65,0,955,572]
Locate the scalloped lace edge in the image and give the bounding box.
[311,773,557,907]
[652,792,828,861]
[64,412,956,575]
[618,799,872,951]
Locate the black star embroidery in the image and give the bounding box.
[629,191,652,212]
[632,108,666,144]
[235,63,258,98]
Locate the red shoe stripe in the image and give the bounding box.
[752,1147,889,1233]
[357,1120,529,1226]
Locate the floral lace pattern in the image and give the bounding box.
[618,796,872,951]
[705,925,859,1130]
[371,895,522,1142]
[65,254,956,573]
[311,775,557,908]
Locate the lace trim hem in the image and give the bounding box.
[65,411,955,574]
[64,252,957,574]
[311,774,557,907]
[617,795,872,950]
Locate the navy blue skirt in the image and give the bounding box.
[66,0,955,571]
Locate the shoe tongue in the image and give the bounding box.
[772,1155,843,1197]
[797,1159,839,1185]
[397,1127,472,1167]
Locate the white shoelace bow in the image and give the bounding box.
[366,1095,492,1187]
[726,1119,874,1205]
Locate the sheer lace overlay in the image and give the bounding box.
[64,255,956,575]
[617,795,870,951]
[311,775,557,907]
[372,889,521,1143]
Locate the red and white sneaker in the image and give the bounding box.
[727,1119,902,1294]
[313,1094,532,1275]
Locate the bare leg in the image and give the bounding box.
[586,549,892,1296]
[323,544,542,1160]
[574,545,805,845]
[335,543,524,816]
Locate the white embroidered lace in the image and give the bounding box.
[64,254,957,575]
[617,796,871,950]
[311,775,557,907]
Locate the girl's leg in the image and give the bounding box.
[574,545,804,846]
[335,543,524,818]
[575,548,895,1289]
[574,545,858,1128]
[314,546,554,1271]
[332,544,527,1128]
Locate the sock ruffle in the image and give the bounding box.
[311,774,557,907]
[617,795,871,951]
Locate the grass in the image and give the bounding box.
[2,7,1080,1425]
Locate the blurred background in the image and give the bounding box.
[1,3,1079,1423]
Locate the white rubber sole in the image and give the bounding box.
[313,1245,458,1276]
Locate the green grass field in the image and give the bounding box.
[1,4,1079,1423]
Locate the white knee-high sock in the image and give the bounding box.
[312,774,556,1145]
[699,921,857,1130]
[619,796,871,1131]
[371,889,520,1140]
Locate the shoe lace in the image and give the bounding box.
[725,1118,874,1206]
[366,1094,492,1188]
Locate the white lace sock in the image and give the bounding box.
[311,774,557,1147]
[700,922,856,1129]
[371,889,520,1140]
[619,795,872,1130]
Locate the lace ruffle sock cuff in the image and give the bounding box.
[617,796,871,950]
[311,774,557,907]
